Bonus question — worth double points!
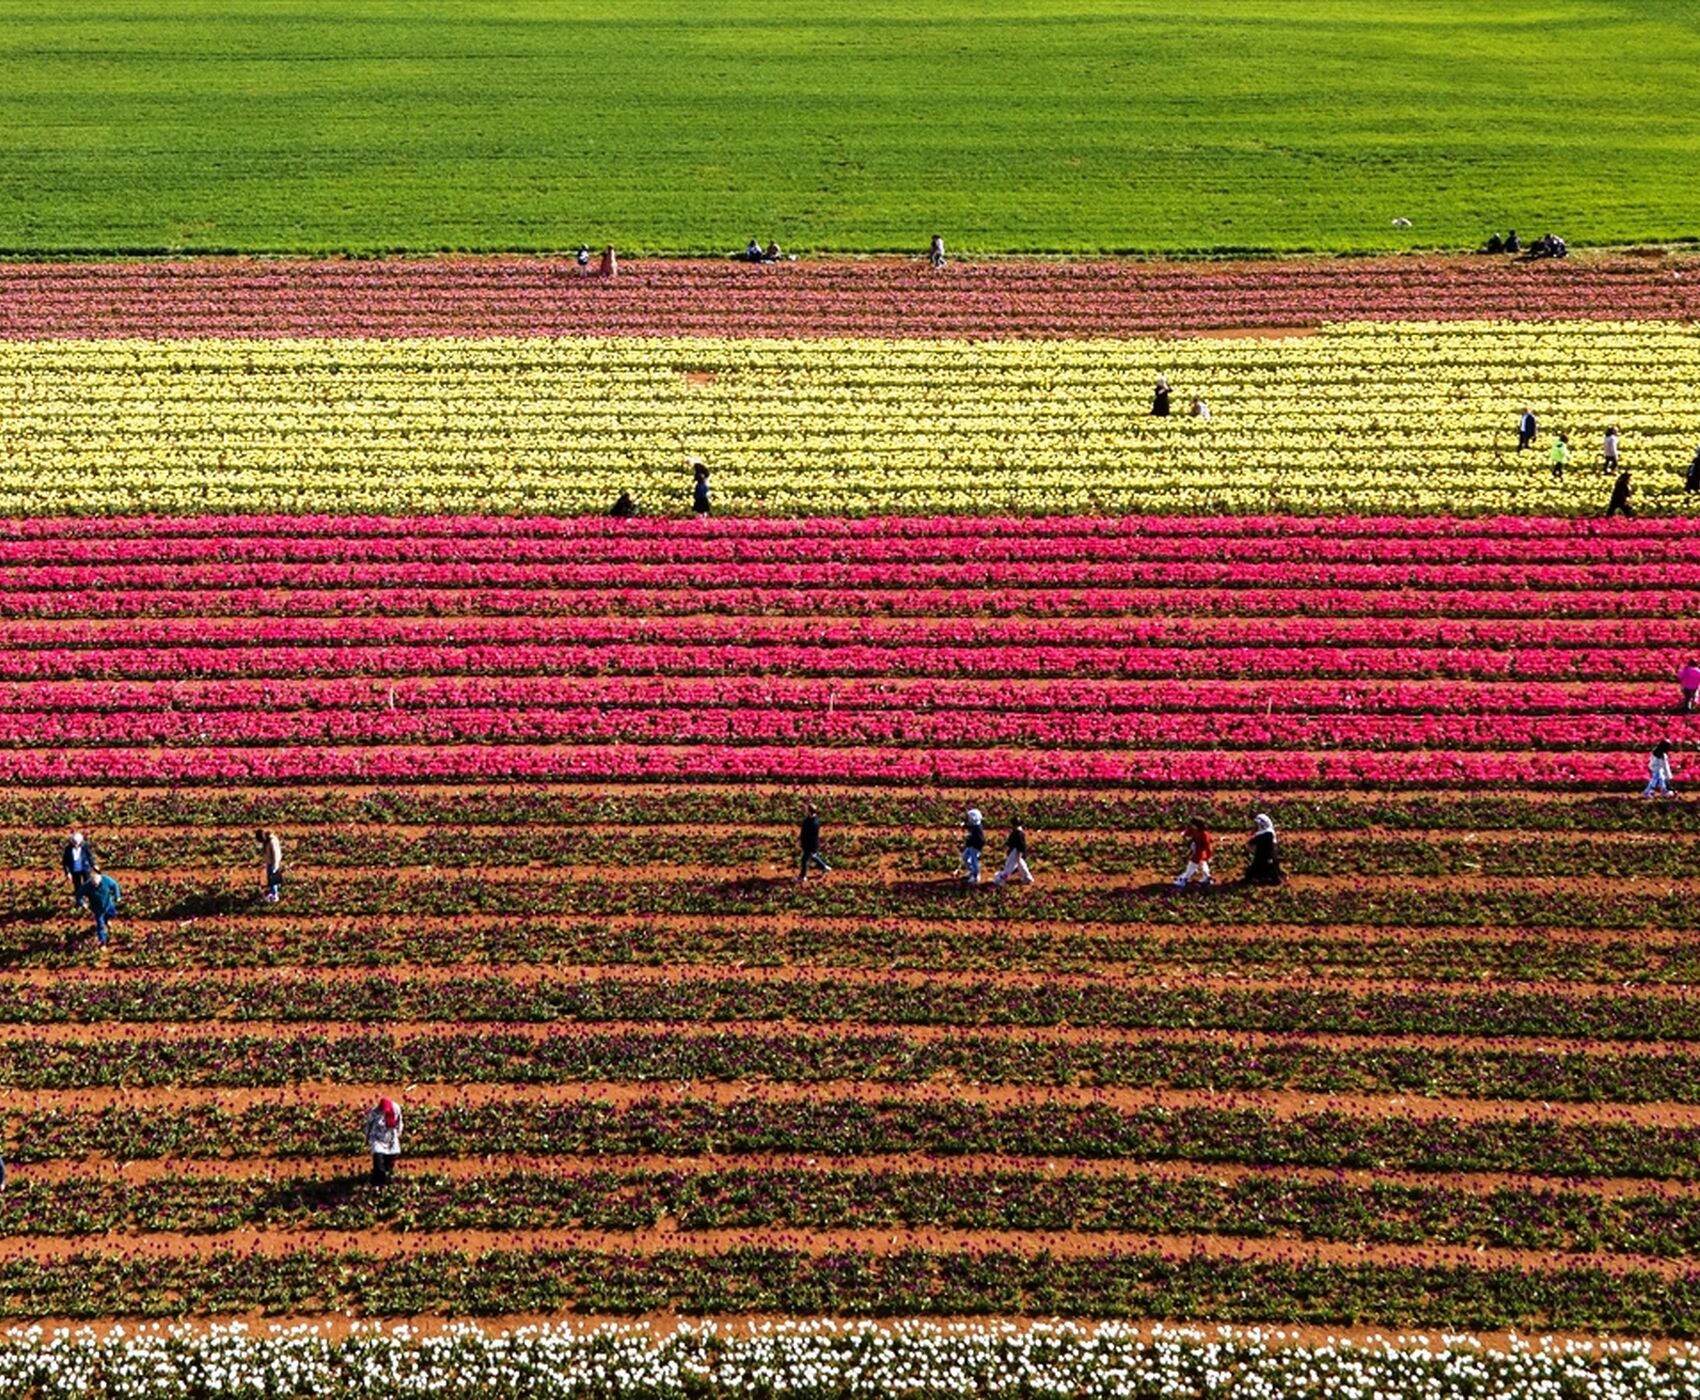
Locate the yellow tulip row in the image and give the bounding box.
[2,324,1698,515]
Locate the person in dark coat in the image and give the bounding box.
[961,807,986,884]
[1244,813,1284,886]
[1686,445,1700,494]
[1605,471,1634,518]
[995,822,1034,885]
[691,460,711,516]
[797,801,830,882]
[61,831,96,909]
[1517,407,1538,451]
[609,492,638,518]
[1152,375,1172,417]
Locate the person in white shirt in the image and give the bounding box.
[1643,741,1674,798]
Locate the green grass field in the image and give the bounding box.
[3,0,1699,256]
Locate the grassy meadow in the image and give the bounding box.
[2,0,1699,254]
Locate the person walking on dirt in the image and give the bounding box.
[61,831,95,909]
[798,801,830,882]
[256,828,284,903]
[1244,813,1284,886]
[995,821,1034,885]
[80,868,120,949]
[1603,426,1621,474]
[1549,433,1570,480]
[364,1096,403,1185]
[1605,471,1635,518]
[1680,661,1700,714]
[1518,407,1538,451]
[961,808,986,885]
[929,235,946,270]
[1152,375,1172,418]
[1173,820,1214,888]
[1644,741,1675,798]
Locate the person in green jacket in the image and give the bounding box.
[81,870,120,949]
[1550,433,1570,480]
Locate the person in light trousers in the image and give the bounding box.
[1643,741,1674,798]
[364,1097,403,1185]
[995,822,1034,885]
[961,808,986,884]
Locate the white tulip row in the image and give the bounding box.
[0,1321,1694,1400]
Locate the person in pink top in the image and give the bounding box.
[1681,662,1700,714]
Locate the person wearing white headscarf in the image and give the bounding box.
[961,808,986,885]
[1245,813,1284,886]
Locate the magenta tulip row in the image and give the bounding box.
[0,676,1661,716]
[4,256,1698,339]
[0,585,1689,621]
[0,703,1675,753]
[0,744,1645,785]
[0,612,1684,652]
[0,512,1688,543]
[0,525,1683,566]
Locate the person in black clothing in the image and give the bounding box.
[1605,471,1634,518]
[1504,230,1521,253]
[691,460,711,516]
[1686,445,1700,495]
[1517,407,1537,452]
[61,831,96,909]
[575,244,591,271]
[994,822,1034,885]
[1152,375,1172,417]
[609,492,638,518]
[1244,813,1284,886]
[797,801,830,882]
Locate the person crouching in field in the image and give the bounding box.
[1244,813,1285,886]
[1174,820,1213,889]
[256,829,284,903]
[364,1097,402,1185]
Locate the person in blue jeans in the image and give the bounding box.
[81,870,120,948]
[61,831,95,909]
[961,808,986,884]
[797,802,830,883]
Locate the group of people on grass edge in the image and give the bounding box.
[58,828,285,949]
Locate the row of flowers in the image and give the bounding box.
[3,1026,1698,1104]
[0,1322,1692,1400]
[7,326,1700,515]
[13,1098,1700,1177]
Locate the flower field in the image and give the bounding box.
[0,507,1697,1345]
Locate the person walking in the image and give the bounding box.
[364,1097,403,1185]
[575,244,591,271]
[797,801,830,882]
[961,808,986,885]
[690,459,711,517]
[1680,661,1700,714]
[1173,820,1214,888]
[1549,433,1570,480]
[1244,813,1284,886]
[81,868,120,949]
[995,821,1034,886]
[61,831,95,909]
[256,828,284,903]
[1605,470,1634,518]
[1517,407,1538,451]
[1151,375,1172,418]
[1643,741,1675,798]
[1602,426,1620,474]
[928,234,946,270]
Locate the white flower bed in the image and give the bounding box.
[0,1321,1695,1400]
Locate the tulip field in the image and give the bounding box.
[0,255,1697,1396]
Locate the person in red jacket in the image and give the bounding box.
[1173,820,1214,888]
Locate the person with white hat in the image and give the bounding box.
[60,831,96,910]
[961,808,986,885]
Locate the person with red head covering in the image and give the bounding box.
[364,1096,403,1186]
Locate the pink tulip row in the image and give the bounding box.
[0,703,1675,753]
[0,586,1689,621]
[0,612,1683,652]
[0,676,1661,716]
[0,644,1678,683]
[0,523,1685,566]
[0,512,1689,542]
[0,560,1687,595]
[0,743,1641,786]
[4,256,1698,339]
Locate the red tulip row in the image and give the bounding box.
[4,255,1698,339]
